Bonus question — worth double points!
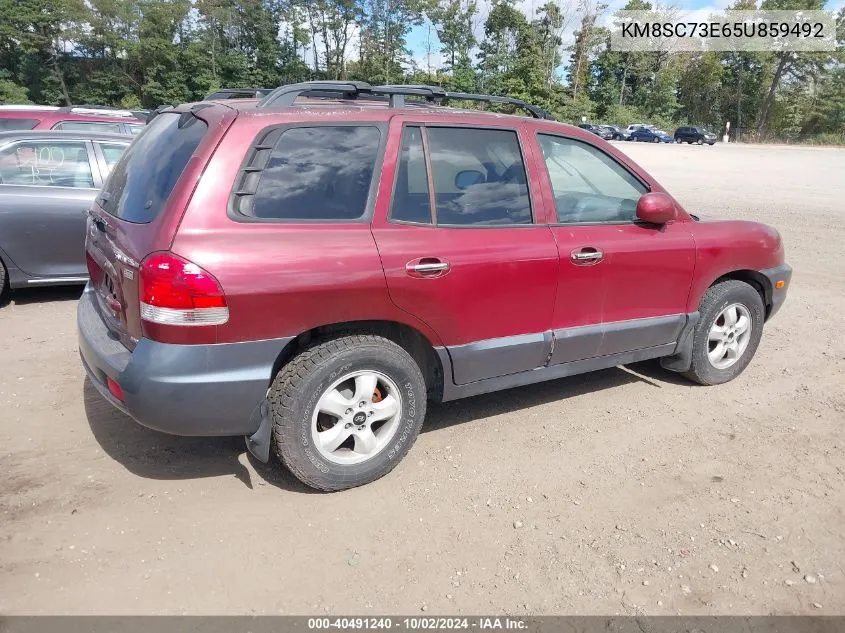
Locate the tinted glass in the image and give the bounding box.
[127,124,145,135]
[98,111,206,223]
[251,126,380,221]
[0,140,94,188]
[538,134,646,224]
[53,121,123,134]
[0,118,39,131]
[98,143,127,171]
[426,127,531,226]
[390,126,431,224]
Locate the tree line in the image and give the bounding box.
[1,0,843,143]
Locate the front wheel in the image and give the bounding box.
[683,280,765,386]
[269,334,426,491]
[697,138,704,145]
[652,137,659,143]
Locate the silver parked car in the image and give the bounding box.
[0,130,131,300]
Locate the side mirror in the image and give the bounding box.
[636,192,678,225]
[454,169,485,190]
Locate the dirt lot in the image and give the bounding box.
[1,143,843,616]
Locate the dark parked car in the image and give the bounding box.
[601,125,630,141]
[78,81,791,492]
[674,126,717,145]
[630,127,674,143]
[0,130,131,300]
[0,105,147,135]
[577,123,614,140]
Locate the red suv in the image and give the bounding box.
[78,82,791,491]
[0,105,146,135]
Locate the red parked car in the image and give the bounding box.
[78,82,792,491]
[0,105,147,135]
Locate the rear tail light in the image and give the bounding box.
[139,252,229,326]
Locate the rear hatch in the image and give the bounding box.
[85,105,232,349]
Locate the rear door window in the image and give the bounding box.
[248,126,381,221]
[0,118,40,131]
[390,126,431,224]
[98,111,206,223]
[96,142,128,171]
[426,127,531,226]
[0,140,94,188]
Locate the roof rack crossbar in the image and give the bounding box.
[258,81,373,107]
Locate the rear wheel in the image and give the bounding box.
[268,334,427,491]
[0,257,8,305]
[683,280,765,386]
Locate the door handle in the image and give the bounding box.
[570,247,604,265]
[405,257,450,278]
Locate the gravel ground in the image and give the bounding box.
[1,142,843,615]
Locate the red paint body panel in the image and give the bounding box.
[685,220,785,313]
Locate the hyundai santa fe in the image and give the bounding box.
[78,81,792,491]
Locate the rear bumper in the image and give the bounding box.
[761,263,792,320]
[78,285,291,436]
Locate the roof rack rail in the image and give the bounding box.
[57,105,139,118]
[441,92,552,120]
[0,104,60,111]
[256,81,553,119]
[258,81,374,107]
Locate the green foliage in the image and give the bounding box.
[0,0,840,143]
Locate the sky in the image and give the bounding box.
[405,0,845,74]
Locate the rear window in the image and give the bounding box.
[98,112,206,223]
[0,118,40,131]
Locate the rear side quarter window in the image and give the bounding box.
[0,118,40,131]
[233,125,382,222]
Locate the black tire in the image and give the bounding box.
[674,137,681,143]
[697,138,704,145]
[268,334,427,491]
[652,136,659,143]
[683,280,765,386]
[0,257,8,304]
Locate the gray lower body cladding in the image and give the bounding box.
[439,313,699,401]
[78,285,291,437]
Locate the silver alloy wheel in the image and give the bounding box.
[707,303,753,370]
[311,370,402,465]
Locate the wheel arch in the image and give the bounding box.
[712,269,773,319]
[269,320,445,401]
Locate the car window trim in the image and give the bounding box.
[92,140,130,184]
[51,120,124,134]
[227,121,388,224]
[0,137,99,190]
[388,121,538,229]
[535,131,652,227]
